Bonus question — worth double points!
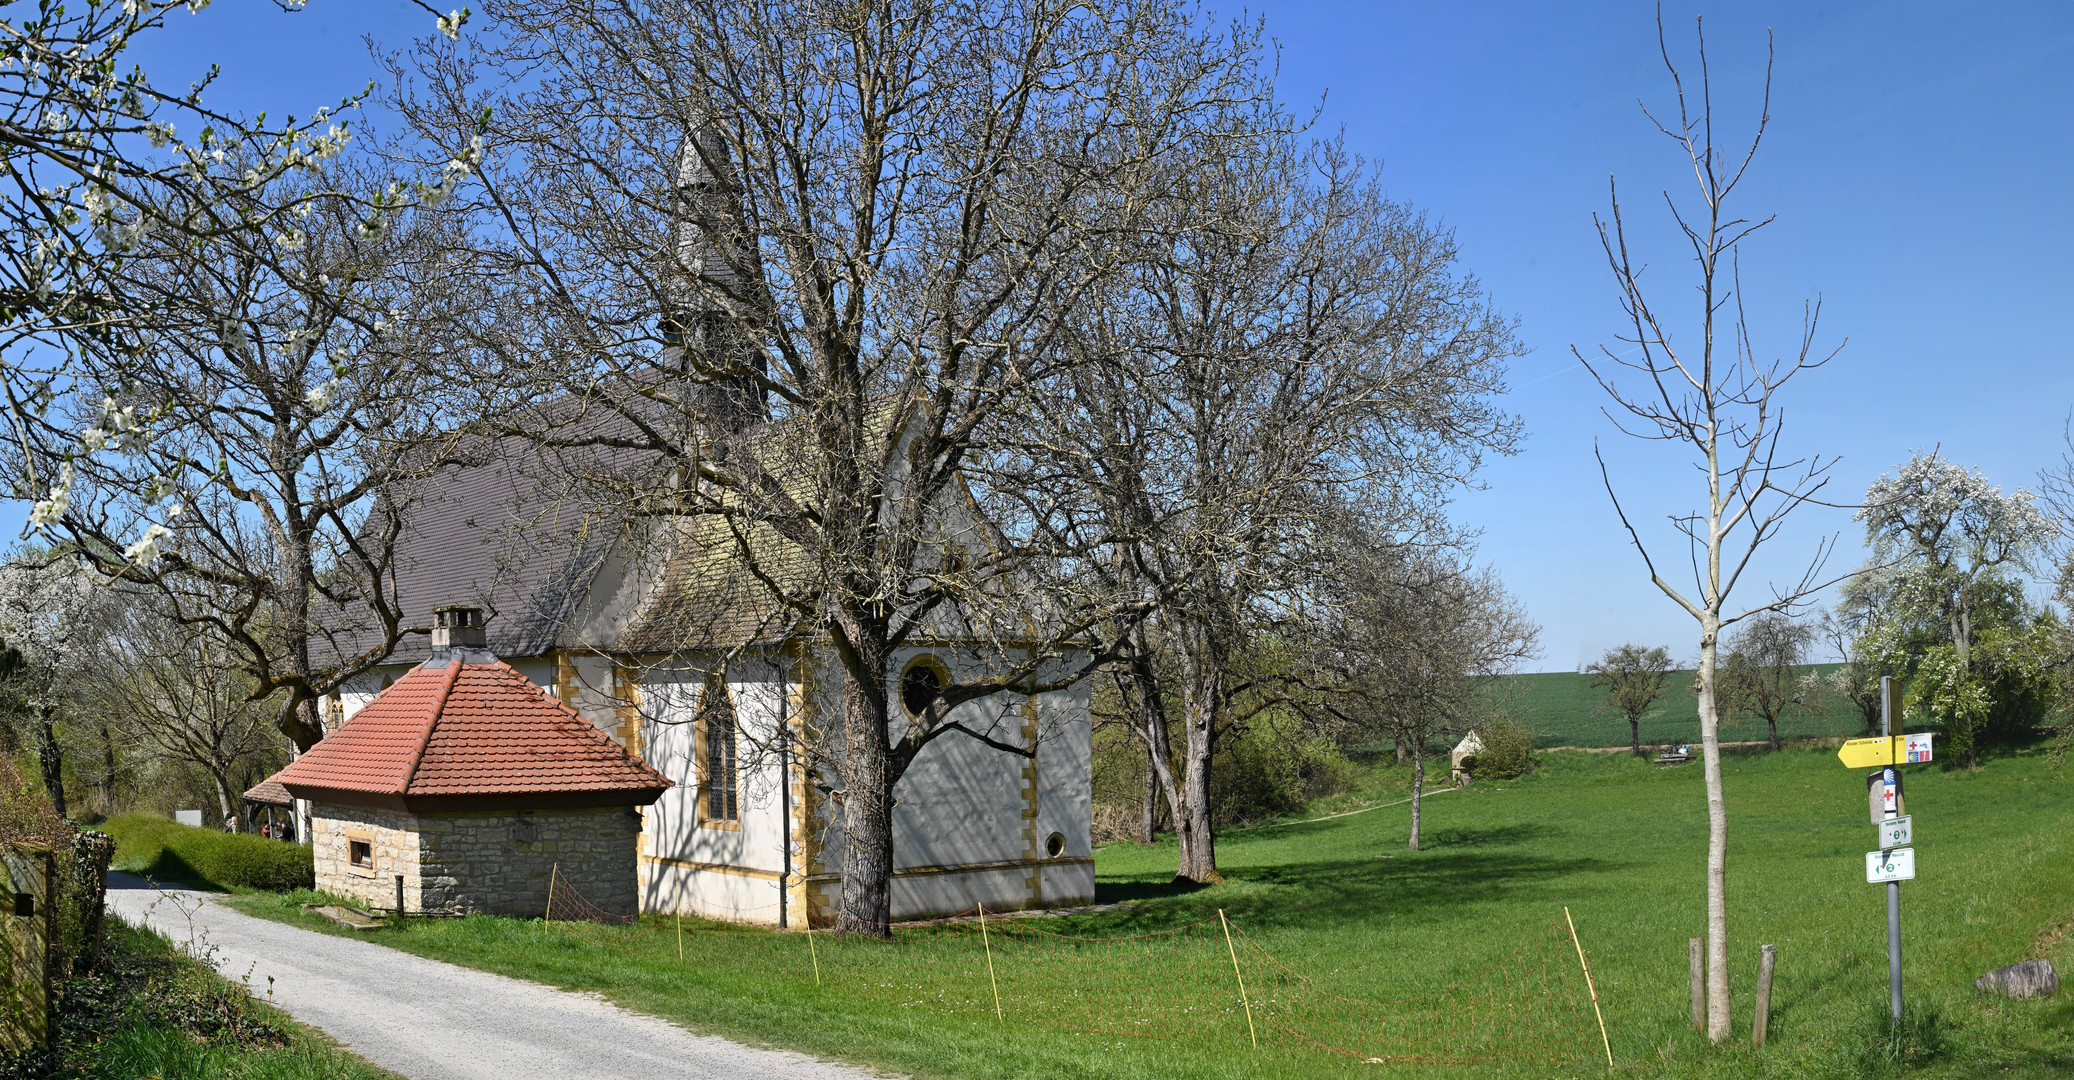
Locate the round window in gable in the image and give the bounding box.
[900,657,947,718]
[1045,831,1066,859]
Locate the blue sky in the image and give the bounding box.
[29,1,2074,669]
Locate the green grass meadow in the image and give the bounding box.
[224,745,2074,1079]
[1503,666,1871,749]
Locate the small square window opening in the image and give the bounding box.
[349,840,373,868]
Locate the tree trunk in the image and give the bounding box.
[1140,744,1161,843]
[1631,716,1643,757]
[1767,714,1780,751]
[37,701,66,819]
[1696,621,1730,1041]
[209,770,239,832]
[98,720,118,811]
[1173,692,1220,883]
[834,633,896,937]
[1408,749,1424,851]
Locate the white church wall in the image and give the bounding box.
[1033,661,1096,906]
[638,658,797,921]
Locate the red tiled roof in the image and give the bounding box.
[275,657,672,810]
[242,771,294,806]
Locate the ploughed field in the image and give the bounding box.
[228,747,2074,1079]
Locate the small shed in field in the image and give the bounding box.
[275,607,672,916]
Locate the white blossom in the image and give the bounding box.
[124,523,174,567]
[437,7,470,39]
[26,463,74,531]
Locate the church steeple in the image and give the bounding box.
[665,119,767,432]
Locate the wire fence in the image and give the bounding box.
[543,870,1608,1068]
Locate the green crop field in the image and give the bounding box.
[227,745,2074,1079]
[1501,666,1872,749]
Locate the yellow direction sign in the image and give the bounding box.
[1838,733,1935,769]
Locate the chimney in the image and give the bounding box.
[430,605,487,654]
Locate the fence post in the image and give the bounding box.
[1753,944,1778,1048]
[394,874,405,920]
[1689,937,1704,1031]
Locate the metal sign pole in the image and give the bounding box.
[1881,675,1902,1026]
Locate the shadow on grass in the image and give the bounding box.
[1094,877,1209,904]
[1421,822,1552,848]
[1090,849,1633,936]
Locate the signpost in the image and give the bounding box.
[1841,675,1930,1028]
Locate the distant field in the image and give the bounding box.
[1498,664,1872,748]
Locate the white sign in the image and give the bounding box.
[1877,815,1913,849]
[1903,732,1933,763]
[1867,847,1916,883]
[174,809,203,827]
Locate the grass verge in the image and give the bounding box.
[225,747,2074,1079]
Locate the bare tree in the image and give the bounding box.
[1575,14,1843,1041]
[1322,539,1538,851]
[79,595,284,828]
[389,0,1286,933]
[1716,612,1818,750]
[1011,126,1521,882]
[1587,644,1675,757]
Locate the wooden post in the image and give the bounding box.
[1689,937,1704,1030]
[1566,907,1615,1072]
[394,874,405,920]
[1753,944,1778,1048]
[1219,909,1258,1049]
[978,904,1003,1021]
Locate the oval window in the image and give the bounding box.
[901,658,946,718]
[1045,831,1066,859]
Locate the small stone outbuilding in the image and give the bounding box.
[275,607,672,916]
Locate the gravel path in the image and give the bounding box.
[106,874,884,1080]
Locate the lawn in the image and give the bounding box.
[223,746,2074,1079]
[1502,666,1871,749]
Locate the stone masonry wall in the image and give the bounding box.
[417,807,641,917]
[312,806,420,912]
[312,804,642,916]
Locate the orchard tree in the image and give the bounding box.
[0,555,117,818]
[1716,612,1818,750]
[1575,15,1844,1041]
[1586,643,1674,756]
[1851,454,2056,765]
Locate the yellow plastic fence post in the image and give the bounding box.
[807,924,821,986]
[1218,909,1258,1049]
[979,903,1004,1022]
[544,864,558,922]
[1564,907,1614,1072]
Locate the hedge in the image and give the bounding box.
[103,814,313,892]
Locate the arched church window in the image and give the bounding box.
[697,672,738,825]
